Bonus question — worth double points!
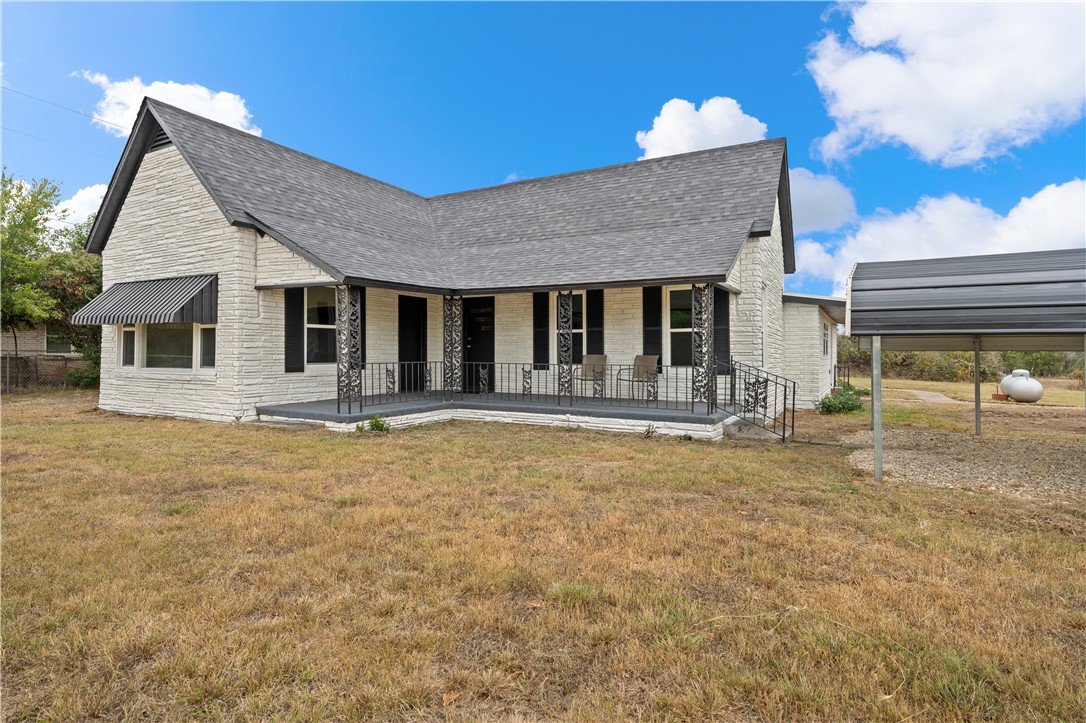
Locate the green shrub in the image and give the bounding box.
[368,414,392,432]
[815,391,864,414]
[65,363,100,388]
[839,381,870,396]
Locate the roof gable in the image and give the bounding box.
[88,98,796,292]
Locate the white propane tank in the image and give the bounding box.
[999,369,1044,402]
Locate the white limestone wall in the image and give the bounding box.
[782,303,819,409]
[255,233,335,286]
[762,204,786,378]
[603,287,643,364]
[781,303,837,409]
[234,288,338,413]
[726,200,786,378]
[493,293,533,363]
[99,146,253,422]
[820,308,838,398]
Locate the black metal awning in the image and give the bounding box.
[72,274,218,325]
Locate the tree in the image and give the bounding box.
[1,170,61,354]
[42,214,102,359]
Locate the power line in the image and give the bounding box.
[2,85,130,131]
[2,126,115,160]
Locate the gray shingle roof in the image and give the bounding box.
[88,98,794,293]
[847,249,1086,337]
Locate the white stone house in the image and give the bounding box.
[74,99,842,439]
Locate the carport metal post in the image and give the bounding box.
[872,335,883,484]
[973,336,982,435]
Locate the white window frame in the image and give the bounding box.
[305,286,337,366]
[549,291,585,364]
[119,325,137,367]
[663,285,694,367]
[822,322,830,356]
[196,324,217,369]
[116,323,216,375]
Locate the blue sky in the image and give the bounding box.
[3,1,1084,295]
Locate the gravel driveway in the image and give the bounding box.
[845,429,1086,500]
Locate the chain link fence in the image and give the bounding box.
[1,354,89,392]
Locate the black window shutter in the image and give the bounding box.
[586,289,604,355]
[713,286,730,373]
[532,292,549,369]
[642,286,662,368]
[284,288,305,373]
[358,287,367,369]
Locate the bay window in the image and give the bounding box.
[117,324,216,371]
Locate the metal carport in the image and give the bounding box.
[845,248,1086,483]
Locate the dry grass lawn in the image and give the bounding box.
[3,390,1085,720]
[850,375,1086,408]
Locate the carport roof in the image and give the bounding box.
[846,249,1086,350]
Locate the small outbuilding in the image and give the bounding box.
[845,248,1086,482]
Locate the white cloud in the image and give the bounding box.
[47,183,107,231]
[635,97,767,159]
[796,179,1086,294]
[808,2,1086,166]
[503,172,520,184]
[789,167,856,234]
[76,71,261,138]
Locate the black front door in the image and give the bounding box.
[463,297,495,393]
[398,295,427,392]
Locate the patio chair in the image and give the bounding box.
[572,354,608,399]
[616,354,660,402]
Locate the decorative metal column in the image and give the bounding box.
[691,283,715,414]
[442,295,463,399]
[556,291,573,400]
[335,285,363,414]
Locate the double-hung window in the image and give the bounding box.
[121,325,136,366]
[200,326,217,368]
[668,289,693,367]
[306,287,337,364]
[822,323,830,356]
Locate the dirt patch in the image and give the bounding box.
[845,429,1086,500]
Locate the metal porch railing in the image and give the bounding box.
[338,358,798,441]
[718,358,797,440]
